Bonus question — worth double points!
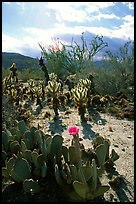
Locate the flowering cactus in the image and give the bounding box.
[68,126,82,168]
[68,126,79,136]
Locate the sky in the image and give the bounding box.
[2,2,134,59]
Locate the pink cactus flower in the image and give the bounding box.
[68,126,79,136]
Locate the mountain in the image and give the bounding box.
[95,60,104,67]
[2,52,40,71]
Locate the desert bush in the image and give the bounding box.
[18,68,44,81]
[39,33,108,80]
[102,40,134,99]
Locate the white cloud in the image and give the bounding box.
[119,15,134,40]
[91,13,120,21]
[122,14,134,22]
[22,17,134,51]
[84,2,115,12]
[47,2,89,23]
[2,2,133,58]
[2,34,22,53]
[2,33,41,57]
[47,2,116,23]
[3,13,133,57]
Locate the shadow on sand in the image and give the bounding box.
[48,116,67,135]
[81,120,95,140]
[92,112,107,125]
[107,168,134,202]
[81,110,107,140]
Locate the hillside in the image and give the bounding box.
[2,52,40,71]
[2,52,105,72]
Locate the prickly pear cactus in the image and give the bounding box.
[6,157,31,183]
[95,144,106,167]
[50,134,63,163]
[23,178,40,194]
[17,120,27,136]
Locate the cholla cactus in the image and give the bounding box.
[77,79,91,90]
[46,80,61,97]
[28,79,35,88]
[77,79,92,108]
[9,63,18,83]
[49,73,58,81]
[38,80,45,100]
[71,87,88,120]
[32,87,43,109]
[46,80,61,116]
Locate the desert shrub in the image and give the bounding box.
[39,33,108,80]
[18,68,44,81]
[102,40,134,99]
[75,40,134,99]
[2,67,10,79]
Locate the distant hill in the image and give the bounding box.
[2,52,105,73]
[2,52,40,71]
[95,60,104,67]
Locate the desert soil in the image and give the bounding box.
[29,105,134,202]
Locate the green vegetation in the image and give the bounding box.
[3,33,133,100]
[39,33,108,79]
[2,52,39,71]
[2,34,134,201]
[2,119,119,201]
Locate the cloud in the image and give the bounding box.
[2,33,41,58]
[119,15,134,40]
[23,12,134,42]
[47,2,89,23]
[54,14,134,41]
[2,2,133,58]
[2,34,22,53]
[46,2,116,23]
[91,13,120,21]
[3,11,133,58]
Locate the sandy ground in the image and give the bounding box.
[30,106,134,202]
